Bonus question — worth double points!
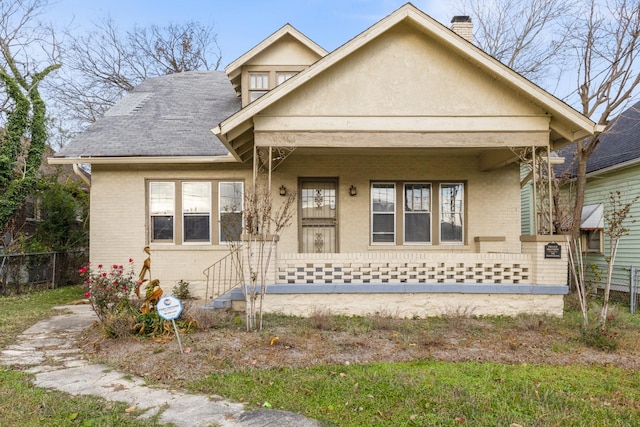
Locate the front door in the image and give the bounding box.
[300,179,337,253]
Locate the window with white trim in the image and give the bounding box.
[440,183,464,243]
[276,72,296,85]
[182,182,211,243]
[148,180,243,244]
[219,182,244,243]
[371,183,396,243]
[371,181,465,245]
[150,182,175,242]
[404,183,431,243]
[249,73,269,102]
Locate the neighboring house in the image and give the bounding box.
[51,4,599,317]
[555,100,640,277]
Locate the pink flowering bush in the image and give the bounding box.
[79,259,140,334]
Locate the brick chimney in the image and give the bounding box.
[450,16,473,43]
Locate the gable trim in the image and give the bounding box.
[224,23,328,93]
[216,3,596,150]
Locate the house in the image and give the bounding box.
[50,3,599,317]
[554,101,640,290]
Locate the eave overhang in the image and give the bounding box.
[48,155,237,165]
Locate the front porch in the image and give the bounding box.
[206,235,569,317]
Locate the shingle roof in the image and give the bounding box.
[557,100,640,176]
[54,71,241,158]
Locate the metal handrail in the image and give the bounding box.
[203,246,244,302]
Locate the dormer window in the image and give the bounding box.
[277,72,296,85]
[249,73,269,102]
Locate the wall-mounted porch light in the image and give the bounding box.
[279,185,287,196]
[349,185,357,196]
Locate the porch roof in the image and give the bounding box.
[214,3,599,164]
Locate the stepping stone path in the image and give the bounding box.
[1,304,318,427]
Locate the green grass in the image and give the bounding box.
[191,361,640,426]
[0,287,162,426]
[3,288,640,426]
[0,286,84,349]
[0,367,161,426]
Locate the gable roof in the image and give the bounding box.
[224,24,328,95]
[214,2,598,155]
[53,71,240,163]
[557,100,640,177]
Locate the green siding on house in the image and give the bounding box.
[581,164,640,269]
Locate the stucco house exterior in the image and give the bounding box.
[51,3,599,317]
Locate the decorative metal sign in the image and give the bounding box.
[544,242,562,259]
[156,295,184,353]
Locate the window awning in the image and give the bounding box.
[581,204,603,230]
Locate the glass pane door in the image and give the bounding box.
[300,180,337,253]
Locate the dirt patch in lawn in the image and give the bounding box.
[79,302,640,389]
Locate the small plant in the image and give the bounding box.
[582,323,618,351]
[172,279,191,300]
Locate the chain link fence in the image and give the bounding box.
[582,263,640,314]
[0,249,88,296]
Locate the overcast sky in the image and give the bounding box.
[46,0,457,68]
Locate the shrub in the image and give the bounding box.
[172,279,191,300]
[581,315,619,351]
[79,260,139,336]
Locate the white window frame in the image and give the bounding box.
[403,182,432,245]
[249,72,269,102]
[218,181,244,244]
[276,71,296,85]
[182,182,212,244]
[149,181,175,244]
[371,182,396,245]
[439,183,464,245]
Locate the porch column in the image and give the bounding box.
[520,235,568,286]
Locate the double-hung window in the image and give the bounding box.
[371,183,396,243]
[182,182,211,243]
[249,73,269,102]
[149,182,175,242]
[371,181,464,245]
[149,180,243,245]
[440,183,464,243]
[219,182,244,243]
[276,72,296,85]
[404,183,431,243]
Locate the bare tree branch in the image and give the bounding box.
[456,0,580,84]
[49,18,222,134]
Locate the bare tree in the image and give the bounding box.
[567,0,640,241]
[456,0,579,85]
[458,0,640,242]
[48,18,222,130]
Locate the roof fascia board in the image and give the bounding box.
[219,4,596,141]
[48,155,237,165]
